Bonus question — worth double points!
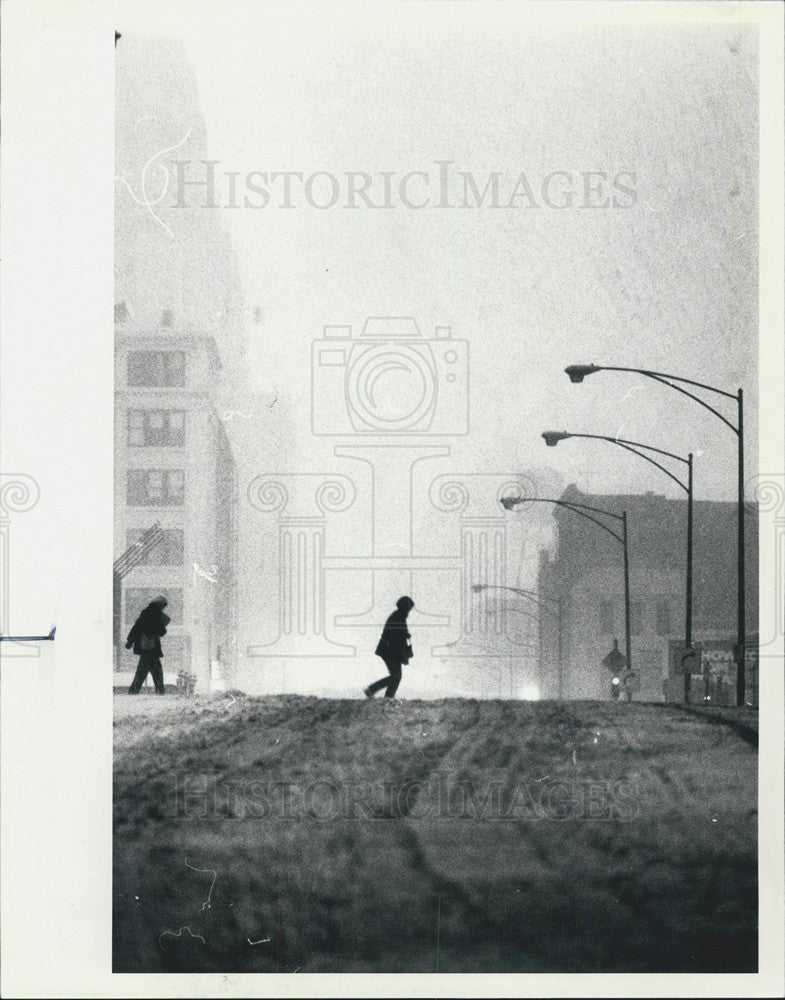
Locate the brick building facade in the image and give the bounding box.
[537,486,758,702]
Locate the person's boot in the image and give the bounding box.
[363,687,374,698]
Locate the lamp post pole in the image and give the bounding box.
[737,389,745,704]
[565,364,746,706]
[557,599,563,699]
[622,511,631,677]
[686,451,693,648]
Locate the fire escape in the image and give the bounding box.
[113,522,165,650]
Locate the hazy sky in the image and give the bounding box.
[118,2,766,690]
[121,2,759,503]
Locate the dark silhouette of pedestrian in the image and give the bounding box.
[126,595,170,694]
[603,638,626,701]
[364,596,414,699]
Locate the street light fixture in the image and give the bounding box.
[542,430,694,649]
[471,583,560,616]
[564,364,601,384]
[500,496,632,691]
[564,363,746,706]
[472,583,563,697]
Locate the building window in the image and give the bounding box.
[656,599,671,635]
[127,351,186,387]
[161,309,174,327]
[127,469,185,506]
[126,528,184,566]
[128,409,186,447]
[115,301,129,324]
[631,600,644,635]
[125,587,183,626]
[599,600,614,634]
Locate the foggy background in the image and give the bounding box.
[113,4,759,696]
[181,14,758,499]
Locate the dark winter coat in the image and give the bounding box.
[125,603,170,658]
[375,610,412,664]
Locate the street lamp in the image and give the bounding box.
[472,583,562,697]
[500,496,632,691]
[564,363,746,706]
[542,430,694,649]
[470,583,560,616]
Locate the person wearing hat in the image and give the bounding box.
[364,596,414,699]
[126,595,170,694]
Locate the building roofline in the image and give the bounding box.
[559,484,758,510]
[114,328,224,367]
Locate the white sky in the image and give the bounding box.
[119,1,759,502]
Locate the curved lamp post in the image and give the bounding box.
[500,496,632,691]
[542,430,693,649]
[472,583,563,697]
[564,364,745,706]
[470,583,560,617]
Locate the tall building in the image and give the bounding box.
[113,329,238,689]
[537,486,758,703]
[114,36,247,690]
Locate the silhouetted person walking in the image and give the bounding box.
[364,596,414,699]
[126,595,170,694]
[603,638,626,701]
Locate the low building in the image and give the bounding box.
[537,486,758,702]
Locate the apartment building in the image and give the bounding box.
[113,325,238,689]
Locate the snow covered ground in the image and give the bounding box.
[113,694,757,973]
